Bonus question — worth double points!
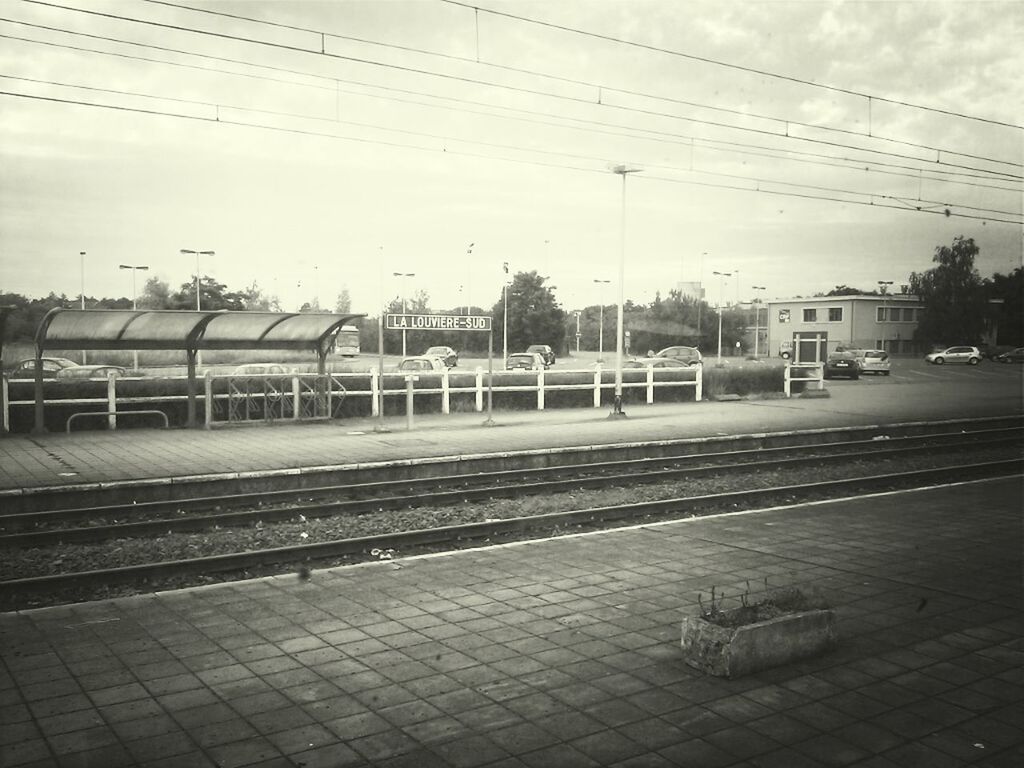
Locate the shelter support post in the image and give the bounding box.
[204,371,213,429]
[317,348,328,417]
[32,349,46,434]
[186,349,198,428]
[106,372,117,430]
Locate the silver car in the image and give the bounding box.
[924,346,981,365]
[859,350,891,375]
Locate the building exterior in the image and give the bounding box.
[765,295,923,362]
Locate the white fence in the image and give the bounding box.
[367,365,702,416]
[2,365,703,431]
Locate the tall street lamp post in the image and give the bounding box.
[713,271,732,362]
[181,249,214,367]
[697,251,706,336]
[501,262,510,362]
[878,280,893,352]
[752,286,766,357]
[79,251,87,364]
[393,272,415,357]
[611,164,641,417]
[593,278,610,361]
[119,264,150,371]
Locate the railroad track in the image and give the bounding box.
[1,422,1021,604]
[2,426,1021,546]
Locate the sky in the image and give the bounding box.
[1,0,1021,315]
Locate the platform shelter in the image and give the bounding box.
[29,309,365,431]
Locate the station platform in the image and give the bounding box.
[1,477,1021,767]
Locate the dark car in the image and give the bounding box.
[525,345,555,367]
[995,347,1024,364]
[6,357,81,378]
[654,346,703,366]
[823,351,860,380]
[506,352,545,371]
[424,346,458,367]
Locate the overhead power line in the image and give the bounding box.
[2,15,1019,184]
[3,89,1019,226]
[3,29,1019,194]
[139,0,1019,168]
[440,0,1024,132]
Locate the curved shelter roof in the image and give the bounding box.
[35,309,366,351]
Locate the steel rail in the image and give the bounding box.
[5,420,1020,520]
[2,459,1019,597]
[2,433,1021,547]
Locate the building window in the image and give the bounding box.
[802,308,817,322]
[876,307,887,322]
[828,307,843,322]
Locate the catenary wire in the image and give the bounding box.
[3,26,1019,191]
[139,0,1021,169]
[7,4,1021,180]
[3,89,1019,226]
[3,61,1017,198]
[6,72,1016,219]
[440,0,1024,132]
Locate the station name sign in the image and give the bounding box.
[386,313,492,332]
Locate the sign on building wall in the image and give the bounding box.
[778,309,791,323]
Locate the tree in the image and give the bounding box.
[335,289,352,314]
[826,285,874,296]
[984,267,1024,346]
[139,277,172,309]
[492,271,565,355]
[240,282,280,311]
[170,275,245,311]
[909,236,987,346]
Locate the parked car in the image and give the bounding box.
[397,356,446,372]
[506,352,545,371]
[859,350,891,375]
[525,344,555,367]
[6,357,80,378]
[623,357,688,369]
[924,346,981,365]
[231,363,290,376]
[823,351,860,380]
[994,347,1024,364]
[55,364,127,380]
[423,346,458,367]
[654,346,703,366]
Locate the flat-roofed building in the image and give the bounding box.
[766,294,923,362]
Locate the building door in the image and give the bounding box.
[795,332,828,363]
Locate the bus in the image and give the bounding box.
[334,325,360,356]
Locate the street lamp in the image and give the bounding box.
[752,286,766,357]
[697,251,706,336]
[119,264,150,371]
[502,261,510,362]
[593,278,611,362]
[393,271,415,357]
[180,249,215,311]
[574,310,581,353]
[181,249,214,367]
[79,251,87,364]
[713,271,732,362]
[878,280,893,352]
[611,164,641,417]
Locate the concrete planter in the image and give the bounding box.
[680,609,837,678]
